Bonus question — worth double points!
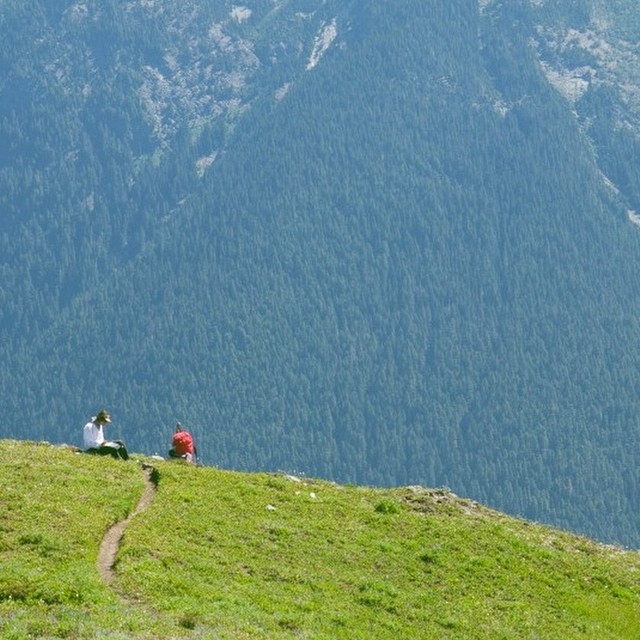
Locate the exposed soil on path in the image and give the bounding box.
[97,465,157,586]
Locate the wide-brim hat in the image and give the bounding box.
[96,409,111,423]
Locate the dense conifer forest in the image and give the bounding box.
[1,0,640,547]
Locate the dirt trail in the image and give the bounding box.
[97,465,157,586]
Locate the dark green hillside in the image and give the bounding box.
[2,441,640,639]
[1,0,640,550]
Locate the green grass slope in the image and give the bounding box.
[1,440,639,639]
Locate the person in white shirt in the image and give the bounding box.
[83,409,129,460]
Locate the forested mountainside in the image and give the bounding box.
[1,0,640,547]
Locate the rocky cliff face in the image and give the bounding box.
[39,1,348,159]
[481,0,640,213]
[13,1,640,193]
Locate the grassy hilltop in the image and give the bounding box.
[1,440,639,639]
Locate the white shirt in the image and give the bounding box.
[83,420,105,449]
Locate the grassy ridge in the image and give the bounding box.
[1,441,639,639]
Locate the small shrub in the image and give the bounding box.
[375,499,401,514]
[18,533,43,546]
[420,550,440,565]
[178,613,198,630]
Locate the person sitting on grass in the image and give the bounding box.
[168,422,196,464]
[83,409,129,460]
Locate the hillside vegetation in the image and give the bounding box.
[1,0,640,549]
[1,440,639,639]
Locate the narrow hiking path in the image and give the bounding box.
[97,465,157,586]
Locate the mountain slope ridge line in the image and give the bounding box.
[2,441,640,637]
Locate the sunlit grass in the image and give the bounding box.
[0,440,183,638]
[2,440,640,639]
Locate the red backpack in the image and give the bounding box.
[172,431,194,455]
